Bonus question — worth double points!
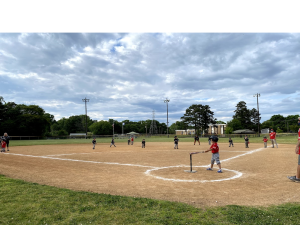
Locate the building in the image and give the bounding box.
[175,124,226,135]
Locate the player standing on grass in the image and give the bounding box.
[174,136,179,149]
[191,136,222,173]
[288,118,300,182]
[194,135,200,145]
[269,129,278,148]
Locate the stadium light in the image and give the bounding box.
[164,98,170,138]
[253,93,260,137]
[82,97,89,139]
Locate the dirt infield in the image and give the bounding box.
[0,141,299,207]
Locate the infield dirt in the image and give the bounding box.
[0,141,299,207]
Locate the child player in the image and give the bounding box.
[110,138,116,147]
[263,136,268,148]
[128,138,130,145]
[287,121,300,182]
[92,138,96,149]
[191,136,222,173]
[142,139,145,148]
[269,129,278,148]
[174,136,179,149]
[194,135,200,145]
[229,138,234,147]
[1,139,6,152]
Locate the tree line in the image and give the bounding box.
[1,95,298,136]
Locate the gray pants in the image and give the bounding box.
[271,139,278,148]
[229,142,234,147]
[211,153,221,165]
[93,144,96,149]
[174,144,178,149]
[245,141,249,148]
[208,140,211,145]
[264,142,267,148]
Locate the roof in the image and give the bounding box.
[233,129,256,134]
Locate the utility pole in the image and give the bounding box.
[253,93,260,137]
[164,98,170,138]
[82,97,89,139]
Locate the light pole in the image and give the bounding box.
[253,93,260,137]
[82,97,89,139]
[164,98,170,138]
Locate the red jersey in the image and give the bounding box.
[263,138,268,142]
[269,132,276,139]
[210,143,219,153]
[1,141,6,148]
[298,128,300,141]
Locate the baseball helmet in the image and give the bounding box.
[211,136,219,142]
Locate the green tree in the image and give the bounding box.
[181,104,216,135]
[89,120,112,135]
[227,119,243,132]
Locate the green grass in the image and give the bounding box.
[10,134,299,146]
[1,175,300,224]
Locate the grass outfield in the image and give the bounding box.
[10,135,299,146]
[1,175,300,224]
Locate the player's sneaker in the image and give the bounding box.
[288,176,300,182]
[206,168,213,171]
[217,169,223,173]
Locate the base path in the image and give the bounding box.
[0,142,298,207]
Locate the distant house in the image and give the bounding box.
[70,133,86,138]
[175,124,226,135]
[233,129,256,134]
[261,128,269,134]
[175,129,196,135]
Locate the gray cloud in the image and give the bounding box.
[0,33,299,124]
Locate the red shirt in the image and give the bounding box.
[298,128,300,140]
[269,132,276,139]
[1,141,6,148]
[210,143,219,153]
[263,138,268,142]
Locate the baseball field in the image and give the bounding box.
[1,137,300,224]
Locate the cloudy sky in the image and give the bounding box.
[0,32,299,125]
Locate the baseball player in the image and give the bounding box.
[142,139,145,148]
[174,136,179,149]
[269,129,278,148]
[229,138,234,147]
[194,135,200,145]
[263,136,268,148]
[287,126,300,182]
[191,136,222,173]
[110,138,116,147]
[92,138,97,149]
[244,135,249,148]
[1,139,6,152]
